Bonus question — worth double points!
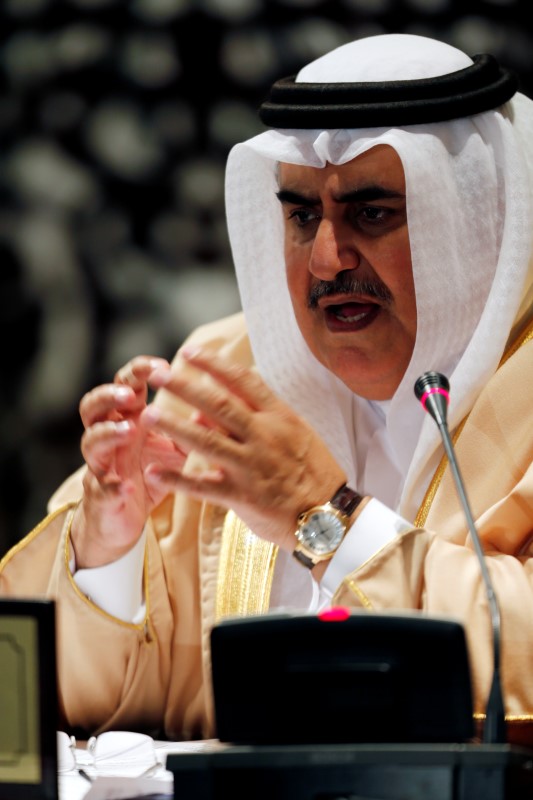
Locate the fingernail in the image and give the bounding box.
[142,406,161,425]
[179,345,201,360]
[149,357,168,368]
[116,420,131,433]
[114,387,132,402]
[149,367,171,386]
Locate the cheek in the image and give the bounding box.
[378,237,415,312]
[285,246,310,305]
[392,264,417,336]
[392,254,415,301]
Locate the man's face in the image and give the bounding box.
[278,145,415,401]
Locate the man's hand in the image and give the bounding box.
[143,346,347,554]
[71,355,187,568]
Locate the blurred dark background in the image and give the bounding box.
[1,0,532,556]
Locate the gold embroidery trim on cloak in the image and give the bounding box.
[215,510,278,621]
[64,509,153,634]
[0,501,78,572]
[414,316,533,528]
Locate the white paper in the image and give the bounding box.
[58,739,222,800]
[81,775,172,799]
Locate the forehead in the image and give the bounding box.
[278,144,405,195]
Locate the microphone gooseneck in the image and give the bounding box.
[414,371,506,745]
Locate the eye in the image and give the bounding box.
[350,203,406,235]
[287,207,321,228]
[358,206,390,224]
[364,206,384,220]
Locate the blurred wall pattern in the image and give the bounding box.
[1,0,532,555]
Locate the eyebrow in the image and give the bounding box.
[276,185,405,206]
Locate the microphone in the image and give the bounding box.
[414,371,506,745]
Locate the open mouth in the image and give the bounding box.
[324,301,380,332]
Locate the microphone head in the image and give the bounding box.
[414,371,450,401]
[414,372,450,426]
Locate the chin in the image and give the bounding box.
[326,359,402,400]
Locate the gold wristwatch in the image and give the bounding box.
[292,484,364,570]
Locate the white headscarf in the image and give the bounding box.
[225,34,533,520]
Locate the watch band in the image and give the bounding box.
[292,549,318,570]
[330,484,364,516]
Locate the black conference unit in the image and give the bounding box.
[166,612,533,800]
[167,742,533,800]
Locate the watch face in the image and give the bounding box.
[298,511,345,555]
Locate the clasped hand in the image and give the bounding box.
[71,346,345,568]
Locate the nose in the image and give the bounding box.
[308,219,360,281]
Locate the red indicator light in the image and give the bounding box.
[318,607,351,622]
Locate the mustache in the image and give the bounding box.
[308,273,393,309]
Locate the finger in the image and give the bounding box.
[79,384,138,428]
[145,463,228,504]
[81,419,135,478]
[178,346,276,411]
[144,445,189,472]
[190,409,228,434]
[148,368,252,439]
[141,404,242,463]
[115,356,170,390]
[143,431,189,458]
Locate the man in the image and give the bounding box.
[1,32,533,745]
